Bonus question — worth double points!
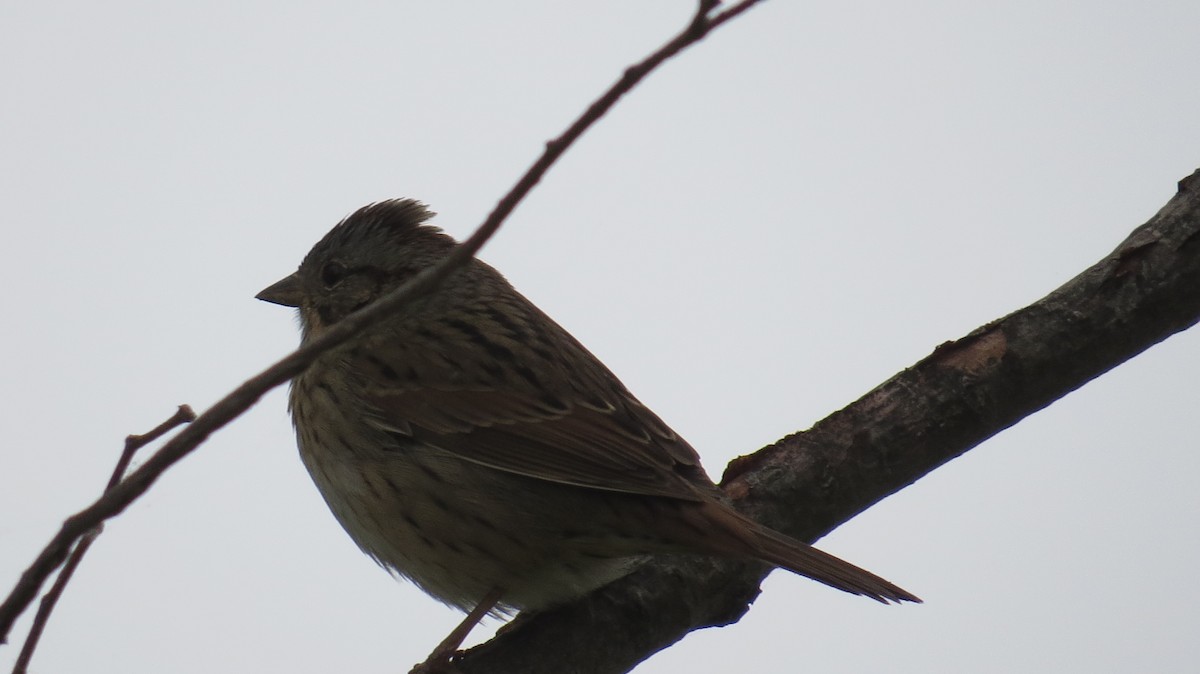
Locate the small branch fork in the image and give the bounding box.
[11,405,196,674]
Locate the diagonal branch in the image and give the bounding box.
[451,171,1200,674]
[0,0,768,646]
[12,406,196,674]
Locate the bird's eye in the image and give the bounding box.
[321,261,348,288]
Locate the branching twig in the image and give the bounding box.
[12,405,196,674]
[0,0,766,645]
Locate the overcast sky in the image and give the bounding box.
[3,2,1199,672]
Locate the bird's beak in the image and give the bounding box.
[256,273,303,308]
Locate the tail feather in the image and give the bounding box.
[698,502,921,604]
[748,520,921,604]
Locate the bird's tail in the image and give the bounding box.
[696,501,921,604]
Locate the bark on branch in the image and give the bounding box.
[452,170,1200,674]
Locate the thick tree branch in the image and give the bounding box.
[452,171,1200,674]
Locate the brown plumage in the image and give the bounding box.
[257,200,918,669]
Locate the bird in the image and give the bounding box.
[256,199,919,671]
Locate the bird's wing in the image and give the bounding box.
[364,386,713,501]
[351,319,714,502]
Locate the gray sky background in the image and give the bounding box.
[3,2,1199,672]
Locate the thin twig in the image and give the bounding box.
[12,405,196,673]
[0,0,765,645]
[109,405,199,491]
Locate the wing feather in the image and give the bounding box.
[365,386,712,501]
[349,289,714,501]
